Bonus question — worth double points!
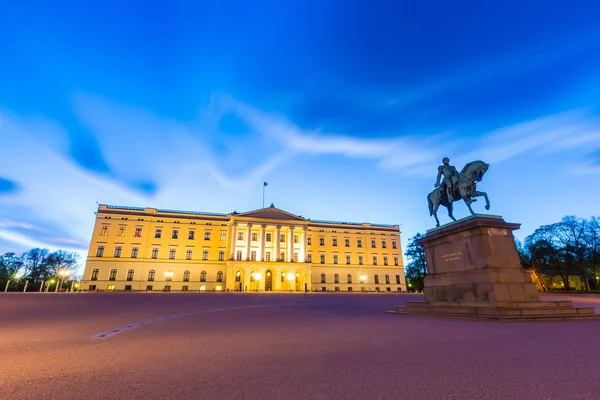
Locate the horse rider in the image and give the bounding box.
[434,157,459,202]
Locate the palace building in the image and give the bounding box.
[81,204,406,292]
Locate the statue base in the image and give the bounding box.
[392,215,600,321]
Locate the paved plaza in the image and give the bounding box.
[1,292,600,400]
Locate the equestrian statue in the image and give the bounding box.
[427,157,491,227]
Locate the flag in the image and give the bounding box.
[264,182,268,186]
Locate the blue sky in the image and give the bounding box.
[1,1,600,270]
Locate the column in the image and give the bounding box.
[230,223,238,260]
[245,223,252,260]
[275,225,281,261]
[260,224,267,261]
[303,226,308,263]
[288,226,295,262]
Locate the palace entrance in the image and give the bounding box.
[265,269,273,291]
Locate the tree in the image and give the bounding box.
[22,248,50,290]
[583,216,600,290]
[516,239,548,291]
[404,233,427,291]
[0,252,24,289]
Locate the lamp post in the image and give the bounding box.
[4,273,20,292]
[47,279,55,292]
[254,273,262,292]
[56,270,70,292]
[359,274,367,293]
[287,272,295,292]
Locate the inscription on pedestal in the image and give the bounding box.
[441,252,462,262]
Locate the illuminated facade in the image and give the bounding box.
[81,204,406,292]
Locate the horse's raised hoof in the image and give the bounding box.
[485,205,490,210]
[436,223,440,227]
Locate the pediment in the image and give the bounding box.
[237,206,307,221]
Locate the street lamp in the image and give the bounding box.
[4,273,20,292]
[359,274,367,292]
[47,279,55,292]
[254,273,262,292]
[287,272,295,292]
[164,271,174,292]
[56,270,70,292]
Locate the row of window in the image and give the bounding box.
[90,268,223,282]
[100,226,398,249]
[320,273,401,285]
[311,254,399,266]
[96,245,226,261]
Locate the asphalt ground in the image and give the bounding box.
[1,292,600,400]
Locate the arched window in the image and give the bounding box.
[183,270,190,282]
[217,271,223,282]
[334,273,339,284]
[200,271,207,282]
[148,270,155,281]
[250,272,255,282]
[235,271,241,282]
[321,273,326,284]
[347,274,352,284]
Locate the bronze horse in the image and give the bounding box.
[427,160,490,227]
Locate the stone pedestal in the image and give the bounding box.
[392,215,600,321]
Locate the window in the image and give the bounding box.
[126,269,134,281]
[396,275,401,284]
[131,247,139,258]
[96,245,105,257]
[266,233,272,242]
[346,255,351,264]
[220,231,227,241]
[250,272,256,283]
[382,240,387,249]
[151,248,159,259]
[91,269,99,281]
[188,230,195,240]
[146,285,153,291]
[383,256,388,266]
[319,237,325,246]
[200,271,207,282]
[218,250,225,261]
[204,231,211,240]
[321,273,326,283]
[183,271,190,282]
[186,249,193,260]
[235,271,241,282]
[236,250,242,260]
[320,254,325,264]
[117,226,126,236]
[334,274,339,284]
[182,286,188,292]
[169,248,176,259]
[280,252,285,261]
[266,252,271,261]
[371,239,376,248]
[89,285,97,291]
[154,228,162,238]
[280,272,285,283]
[202,250,209,260]
[114,246,122,258]
[252,232,258,241]
[134,227,142,237]
[394,256,399,266]
[374,274,380,284]
[172,229,179,239]
[385,274,390,284]
[373,256,378,265]
[358,255,363,265]
[347,274,352,284]
[237,232,244,241]
[345,238,350,247]
[107,285,115,291]
[165,270,173,281]
[217,271,223,282]
[331,237,337,246]
[357,239,362,248]
[347,287,353,292]
[307,236,311,245]
[335,286,340,292]
[307,253,312,263]
[148,270,155,281]
[109,269,117,281]
[293,252,298,262]
[251,251,256,261]
[294,234,299,243]
[333,255,338,264]
[392,241,397,249]
[100,225,109,236]
[280,234,285,243]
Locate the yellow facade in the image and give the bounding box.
[81,204,406,292]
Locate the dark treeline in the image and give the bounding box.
[0,248,80,292]
[405,215,600,292]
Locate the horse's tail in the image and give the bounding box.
[428,193,434,216]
